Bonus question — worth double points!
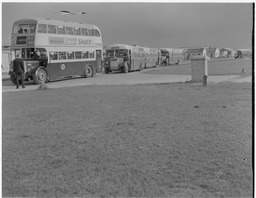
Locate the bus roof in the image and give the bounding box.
[105,44,160,53]
[160,48,184,53]
[13,17,100,30]
[104,44,136,51]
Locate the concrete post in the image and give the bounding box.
[190,55,209,83]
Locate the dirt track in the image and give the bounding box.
[2,82,252,197]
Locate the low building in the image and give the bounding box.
[219,48,230,57]
[205,47,220,58]
[219,48,237,58]
[239,49,252,57]
[183,47,207,60]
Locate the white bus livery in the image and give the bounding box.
[9,18,103,84]
[104,44,160,73]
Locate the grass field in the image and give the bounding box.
[2,82,252,197]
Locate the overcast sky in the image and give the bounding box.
[2,2,253,49]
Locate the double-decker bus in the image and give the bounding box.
[160,48,183,65]
[9,18,103,84]
[104,44,160,73]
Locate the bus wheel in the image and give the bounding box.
[33,68,47,84]
[85,65,93,78]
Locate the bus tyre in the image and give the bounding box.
[85,65,93,78]
[33,68,47,85]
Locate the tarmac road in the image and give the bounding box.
[1,67,252,93]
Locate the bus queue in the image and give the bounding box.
[8,17,186,85]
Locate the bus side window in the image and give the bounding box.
[81,28,88,36]
[89,29,94,36]
[48,25,56,34]
[57,26,65,34]
[66,27,74,35]
[82,51,89,59]
[38,24,47,33]
[75,51,82,59]
[89,51,95,58]
[59,52,67,60]
[67,51,74,59]
[49,52,58,60]
[74,27,81,35]
[94,29,100,37]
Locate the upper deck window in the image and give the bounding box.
[13,24,36,34]
[29,24,36,33]
[57,25,65,34]
[66,26,74,35]
[94,29,100,37]
[74,27,81,35]
[38,24,47,33]
[81,28,88,36]
[48,24,56,34]
[88,29,94,36]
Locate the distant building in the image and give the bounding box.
[219,48,230,57]
[205,47,220,58]
[239,49,252,57]
[183,47,207,60]
[2,44,11,72]
[223,48,236,57]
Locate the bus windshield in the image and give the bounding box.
[116,49,128,57]
[13,24,36,34]
[106,50,115,57]
[106,49,128,58]
[11,48,48,60]
[161,51,168,56]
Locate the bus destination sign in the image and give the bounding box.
[16,36,27,45]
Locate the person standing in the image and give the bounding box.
[13,54,25,89]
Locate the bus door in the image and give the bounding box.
[157,52,160,65]
[128,50,132,68]
[96,50,102,73]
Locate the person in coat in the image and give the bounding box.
[13,54,25,89]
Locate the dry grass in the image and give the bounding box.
[2,82,252,197]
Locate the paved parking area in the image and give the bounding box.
[2,69,252,93]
